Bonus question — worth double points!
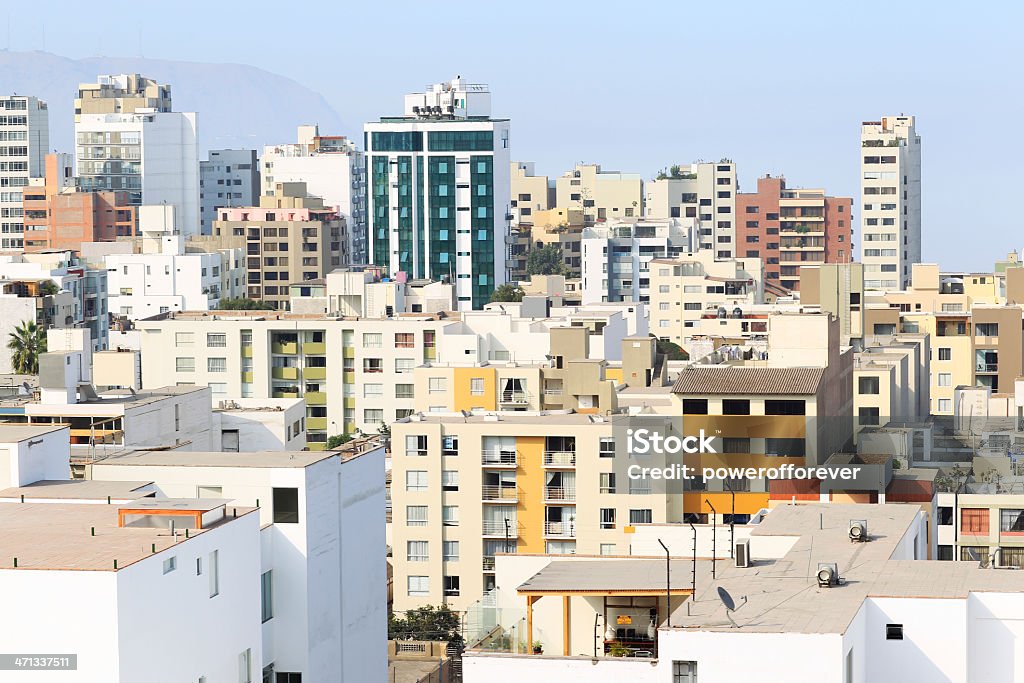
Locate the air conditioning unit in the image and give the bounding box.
[734,538,750,568]
[817,562,840,588]
[849,519,868,543]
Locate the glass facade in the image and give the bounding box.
[428,130,494,152]
[416,156,425,273]
[371,155,390,266]
[470,155,495,308]
[371,131,423,152]
[428,156,455,281]
[397,156,414,273]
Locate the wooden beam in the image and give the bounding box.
[526,595,535,653]
[562,595,570,656]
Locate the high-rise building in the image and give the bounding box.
[199,149,260,235]
[75,74,199,235]
[859,115,921,290]
[0,95,49,251]
[736,174,853,293]
[262,126,366,262]
[644,161,737,257]
[364,77,510,310]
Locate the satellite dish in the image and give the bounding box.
[717,586,736,611]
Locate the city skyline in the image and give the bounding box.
[0,1,1020,270]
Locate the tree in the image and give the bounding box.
[39,280,60,297]
[489,284,524,303]
[389,605,463,644]
[8,320,46,374]
[325,433,352,449]
[656,339,688,361]
[217,297,276,311]
[526,244,566,276]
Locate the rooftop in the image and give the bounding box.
[92,449,338,469]
[672,366,825,395]
[519,559,704,596]
[0,479,153,501]
[0,502,255,571]
[0,423,68,442]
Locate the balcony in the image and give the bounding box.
[499,390,529,405]
[240,371,254,384]
[305,391,327,406]
[544,486,576,502]
[544,521,576,538]
[272,367,298,380]
[303,366,327,381]
[302,342,326,355]
[482,485,520,502]
[483,520,521,537]
[307,417,328,431]
[482,450,518,467]
[977,364,999,373]
[272,341,298,355]
[544,451,576,467]
[483,556,496,571]
[272,391,299,399]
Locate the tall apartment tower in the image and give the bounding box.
[364,77,510,310]
[75,75,200,236]
[859,115,921,290]
[199,149,260,235]
[0,96,49,251]
[262,126,366,262]
[644,161,737,257]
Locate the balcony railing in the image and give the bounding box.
[544,486,576,502]
[544,388,564,396]
[544,451,576,467]
[544,521,576,538]
[977,364,998,373]
[482,485,519,502]
[482,556,496,571]
[481,450,517,467]
[499,390,529,404]
[482,520,520,536]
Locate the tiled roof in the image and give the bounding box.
[672,366,825,395]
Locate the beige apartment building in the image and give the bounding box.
[193,182,348,309]
[644,162,737,257]
[74,73,172,120]
[647,252,764,348]
[555,164,643,225]
[853,334,929,435]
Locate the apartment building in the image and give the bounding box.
[736,174,852,292]
[74,73,172,119]
[555,163,642,226]
[510,161,550,225]
[22,153,135,252]
[365,77,510,310]
[580,218,697,304]
[860,115,922,289]
[262,126,366,261]
[0,95,49,251]
[647,251,764,348]
[104,205,245,318]
[799,262,865,343]
[196,182,348,309]
[199,149,260,235]
[644,161,737,256]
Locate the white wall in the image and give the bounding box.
[2,428,71,489]
[465,653,658,683]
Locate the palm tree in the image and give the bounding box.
[7,320,46,374]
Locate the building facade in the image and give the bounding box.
[644,162,737,257]
[199,149,260,235]
[0,95,49,251]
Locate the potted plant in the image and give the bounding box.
[532,641,543,655]
[609,642,630,657]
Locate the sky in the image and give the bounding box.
[2,0,1022,271]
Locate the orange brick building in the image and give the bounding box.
[23,154,135,252]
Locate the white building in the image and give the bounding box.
[365,77,511,310]
[860,115,921,290]
[211,397,308,452]
[91,444,387,683]
[262,125,366,261]
[76,110,200,235]
[645,161,737,257]
[199,149,260,235]
[580,218,697,304]
[0,95,48,251]
[103,205,245,319]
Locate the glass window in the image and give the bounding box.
[362,332,382,348]
[272,488,300,523]
[407,575,429,596]
[207,357,227,373]
[429,377,448,394]
[207,333,227,347]
[363,384,383,398]
[406,471,428,491]
[406,435,428,456]
[629,509,653,525]
[261,571,273,622]
[175,357,195,372]
[407,506,428,526]
[407,541,429,562]
[396,384,414,399]
[442,470,459,491]
[858,376,880,394]
[175,332,194,347]
[443,541,459,561]
[442,506,459,526]
[395,358,415,374]
[672,661,697,683]
[470,378,485,395]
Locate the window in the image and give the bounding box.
[961,508,989,534]
[407,541,429,562]
[938,398,952,412]
[163,556,177,574]
[208,550,219,598]
[272,487,300,523]
[261,571,273,622]
[764,399,805,415]
[208,357,227,373]
[938,373,951,387]
[207,333,227,347]
[443,541,459,561]
[1000,509,1024,534]
[722,399,750,415]
[600,473,616,494]
[765,438,805,457]
[938,347,951,361]
[470,378,485,395]
[395,333,415,348]
[429,377,448,394]
[408,576,429,596]
[396,384,415,399]
[406,506,428,527]
[395,358,415,374]
[885,624,903,640]
[976,323,999,337]
[858,376,880,394]
[672,661,697,683]
[722,437,750,454]
[442,506,459,526]
[600,508,616,529]
[682,399,708,415]
[238,648,252,683]
[937,545,954,561]
[364,409,384,424]
[599,438,615,457]
[629,509,653,525]
[443,575,460,597]
[363,383,383,398]
[362,332,382,348]
[176,357,195,372]
[175,332,194,347]
[858,407,880,426]
[406,471,428,491]
[442,470,459,492]
[937,507,954,525]
[406,435,428,457]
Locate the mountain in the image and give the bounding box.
[0,50,348,154]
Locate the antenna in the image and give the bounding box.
[717,586,747,628]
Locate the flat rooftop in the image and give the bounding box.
[0,502,255,571]
[0,423,67,441]
[93,449,338,469]
[0,479,153,501]
[519,559,706,595]
[670,503,1024,634]
[400,411,625,426]
[151,311,459,323]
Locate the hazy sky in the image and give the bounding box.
[3,0,1022,270]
